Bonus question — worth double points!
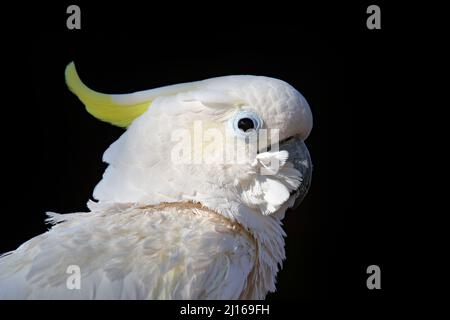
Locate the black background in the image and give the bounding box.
[1,0,394,309]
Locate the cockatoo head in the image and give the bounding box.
[66,63,313,231]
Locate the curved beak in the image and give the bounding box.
[279,137,313,209]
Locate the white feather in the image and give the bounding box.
[0,75,313,300]
[0,204,283,300]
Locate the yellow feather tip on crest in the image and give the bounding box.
[65,62,151,127]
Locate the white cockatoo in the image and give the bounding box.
[0,62,313,299]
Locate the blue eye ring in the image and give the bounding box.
[229,110,263,138]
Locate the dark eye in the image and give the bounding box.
[237,118,255,132]
[229,110,263,138]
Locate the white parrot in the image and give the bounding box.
[0,62,313,299]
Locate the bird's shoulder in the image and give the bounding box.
[0,203,257,299]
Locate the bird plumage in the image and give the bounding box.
[0,202,283,299]
[0,63,313,299]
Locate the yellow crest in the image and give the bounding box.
[65,62,197,127]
